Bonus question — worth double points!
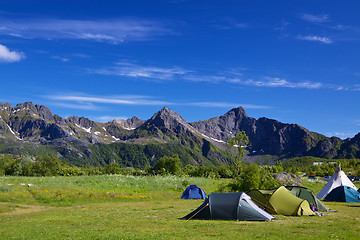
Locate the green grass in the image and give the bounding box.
[0,175,226,206]
[1,175,360,239]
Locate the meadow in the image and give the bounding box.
[1,175,359,239]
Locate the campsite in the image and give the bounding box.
[1,174,359,239]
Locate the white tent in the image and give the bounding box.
[316,165,358,199]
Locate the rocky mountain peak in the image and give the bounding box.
[0,103,13,111]
[225,106,248,119]
[66,116,94,129]
[158,106,171,114]
[2,101,360,161]
[137,106,198,139]
[149,106,187,127]
[14,102,54,121]
[114,116,144,130]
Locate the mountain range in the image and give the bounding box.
[0,102,359,167]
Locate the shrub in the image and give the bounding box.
[153,155,182,175]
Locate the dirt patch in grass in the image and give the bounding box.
[0,202,52,216]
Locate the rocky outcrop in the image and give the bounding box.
[114,116,144,130]
[190,107,342,157]
[1,101,360,162]
[136,106,199,138]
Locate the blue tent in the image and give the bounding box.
[325,186,360,203]
[181,185,206,199]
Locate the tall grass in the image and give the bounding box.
[0,175,226,206]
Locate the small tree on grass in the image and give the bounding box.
[228,163,259,192]
[228,163,281,192]
[153,155,182,175]
[32,155,62,176]
[227,131,249,176]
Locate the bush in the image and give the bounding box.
[228,163,281,192]
[153,155,182,175]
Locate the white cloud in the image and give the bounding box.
[48,94,173,106]
[183,75,227,83]
[92,62,189,80]
[52,56,70,62]
[184,73,323,89]
[187,102,271,109]
[242,77,323,89]
[50,102,98,110]
[91,62,344,91]
[354,84,360,91]
[94,115,128,122]
[297,35,333,44]
[0,18,172,44]
[209,17,250,30]
[301,13,330,23]
[0,44,25,63]
[44,93,271,110]
[326,131,357,139]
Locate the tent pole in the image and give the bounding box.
[186,203,209,221]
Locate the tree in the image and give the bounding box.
[228,163,281,192]
[104,162,122,175]
[153,155,182,175]
[227,131,249,175]
[32,155,61,176]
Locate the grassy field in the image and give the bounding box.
[1,175,359,239]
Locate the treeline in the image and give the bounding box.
[0,154,284,192]
[2,154,359,178]
[0,154,281,178]
[282,156,360,176]
[2,154,360,193]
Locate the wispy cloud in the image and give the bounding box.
[52,56,70,62]
[51,102,98,110]
[0,18,172,44]
[0,43,25,62]
[183,75,228,83]
[94,115,128,122]
[92,61,189,80]
[242,77,323,89]
[275,20,290,32]
[209,17,250,30]
[297,35,333,44]
[354,84,360,91]
[187,102,270,109]
[301,13,330,23]
[44,93,270,110]
[326,131,357,139]
[91,62,347,91]
[184,74,323,89]
[47,94,173,106]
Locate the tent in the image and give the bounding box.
[316,165,358,200]
[181,185,206,199]
[246,189,277,215]
[181,192,274,221]
[285,186,331,212]
[247,186,315,216]
[325,186,360,203]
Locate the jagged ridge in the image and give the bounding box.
[0,102,359,166]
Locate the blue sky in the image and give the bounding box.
[1,0,359,139]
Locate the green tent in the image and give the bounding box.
[285,186,331,212]
[181,192,275,221]
[247,186,315,216]
[245,188,277,215]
